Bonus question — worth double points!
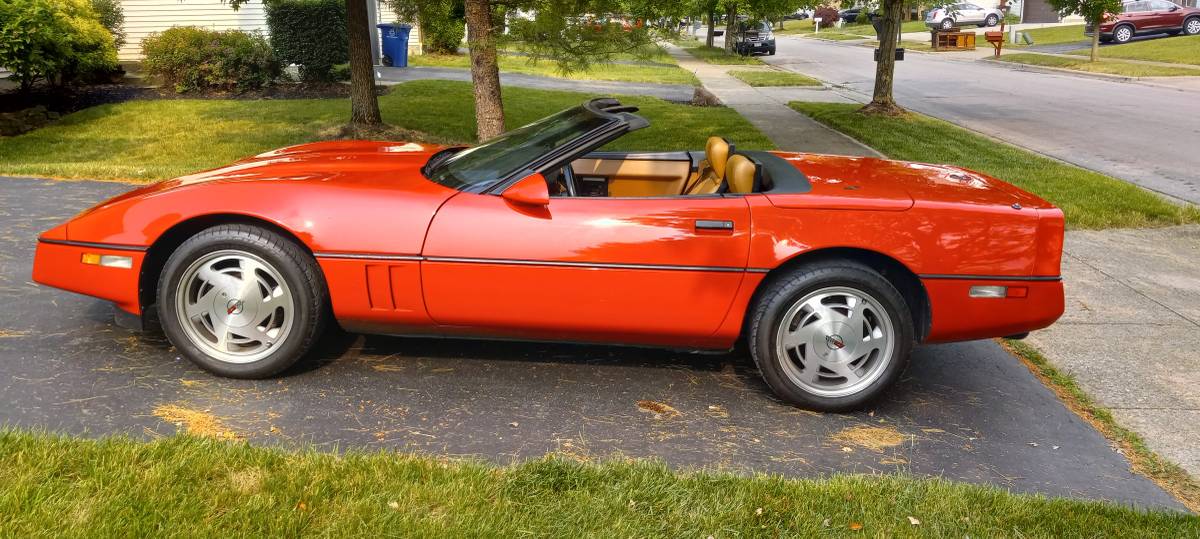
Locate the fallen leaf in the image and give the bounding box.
[849,522,863,531]
[822,518,831,528]
[509,422,519,428]
[297,502,308,511]
[388,501,399,510]
[636,400,681,418]
[841,446,854,453]
[755,507,763,516]
[907,516,920,526]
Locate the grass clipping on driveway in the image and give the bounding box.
[0,80,772,182]
[1,431,1197,535]
[790,102,1200,229]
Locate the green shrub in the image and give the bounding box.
[855,9,871,24]
[387,0,465,56]
[142,27,280,92]
[90,0,125,50]
[0,0,118,90]
[265,0,348,82]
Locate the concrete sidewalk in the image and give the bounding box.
[663,44,880,157]
[1028,225,1200,477]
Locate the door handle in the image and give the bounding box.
[695,219,735,231]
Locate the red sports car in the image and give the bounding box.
[32,99,1065,411]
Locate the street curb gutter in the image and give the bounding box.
[980,57,1140,82]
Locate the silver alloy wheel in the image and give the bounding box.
[1186,18,1200,35]
[774,286,895,398]
[942,18,954,29]
[174,249,295,364]
[1115,26,1133,42]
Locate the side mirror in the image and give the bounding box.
[502,173,550,207]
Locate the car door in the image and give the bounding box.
[1148,0,1184,29]
[1124,1,1155,31]
[958,3,985,24]
[420,190,752,346]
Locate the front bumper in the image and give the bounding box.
[32,239,146,316]
[922,277,1064,343]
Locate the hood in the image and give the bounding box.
[71,140,448,221]
[766,153,1052,210]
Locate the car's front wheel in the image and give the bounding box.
[158,224,328,378]
[984,14,999,27]
[941,18,955,30]
[747,261,914,411]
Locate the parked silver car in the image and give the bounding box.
[925,3,1004,29]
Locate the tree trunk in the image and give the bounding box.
[1089,20,1100,61]
[706,10,715,47]
[724,4,737,53]
[465,0,504,140]
[346,0,382,126]
[861,0,905,115]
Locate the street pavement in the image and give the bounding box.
[0,176,1183,510]
[761,35,1200,204]
[1028,225,1200,477]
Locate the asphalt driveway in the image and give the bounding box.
[0,177,1183,510]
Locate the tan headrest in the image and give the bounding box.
[705,136,731,178]
[725,154,757,194]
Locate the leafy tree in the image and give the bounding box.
[1046,0,1120,61]
[90,0,125,50]
[0,0,118,91]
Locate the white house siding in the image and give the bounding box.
[118,0,420,61]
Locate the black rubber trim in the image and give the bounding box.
[918,274,1062,282]
[38,238,148,252]
[738,151,812,194]
[314,251,773,274]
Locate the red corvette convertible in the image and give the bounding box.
[32,99,1064,410]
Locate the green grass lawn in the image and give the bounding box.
[681,44,765,65]
[728,69,821,87]
[779,19,925,37]
[408,53,700,86]
[997,52,1200,77]
[789,102,1200,229]
[805,31,870,41]
[2,431,1197,536]
[0,80,772,182]
[860,39,935,52]
[1008,24,1088,47]
[1067,34,1200,66]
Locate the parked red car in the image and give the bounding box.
[32,99,1065,411]
[1087,0,1200,43]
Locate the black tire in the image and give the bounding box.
[1184,17,1200,36]
[984,14,999,27]
[746,260,914,412]
[768,47,776,55]
[1113,23,1135,44]
[157,224,328,379]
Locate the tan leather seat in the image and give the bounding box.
[683,136,733,195]
[725,154,760,194]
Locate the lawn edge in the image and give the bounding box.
[1000,338,1200,513]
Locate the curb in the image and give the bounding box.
[980,57,1139,82]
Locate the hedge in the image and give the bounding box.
[265,0,349,82]
[142,27,280,93]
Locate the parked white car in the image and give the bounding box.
[925,3,1004,29]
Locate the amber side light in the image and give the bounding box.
[81,253,133,269]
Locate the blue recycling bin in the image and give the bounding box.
[377,23,412,68]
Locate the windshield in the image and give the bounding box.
[426,107,612,190]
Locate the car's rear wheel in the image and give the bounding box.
[1113,24,1134,43]
[984,14,999,27]
[747,261,914,411]
[1184,17,1200,36]
[158,224,327,378]
[941,18,955,30]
